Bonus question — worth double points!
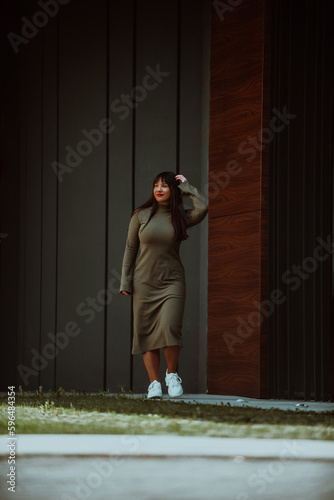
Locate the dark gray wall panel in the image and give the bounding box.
[132,0,179,391]
[0,2,21,390]
[39,22,58,390]
[106,0,134,392]
[198,0,211,394]
[134,0,178,203]
[268,0,334,400]
[21,36,42,391]
[17,44,27,390]
[286,0,306,397]
[56,0,107,391]
[178,0,208,392]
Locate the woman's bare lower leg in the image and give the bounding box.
[163,345,181,373]
[142,349,160,383]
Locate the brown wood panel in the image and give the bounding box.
[208,0,270,397]
[208,212,261,397]
[209,0,265,217]
[258,0,272,397]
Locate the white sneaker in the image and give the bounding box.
[147,380,162,399]
[165,370,183,398]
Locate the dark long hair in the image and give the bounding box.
[132,171,189,241]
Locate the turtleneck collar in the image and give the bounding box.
[157,203,171,211]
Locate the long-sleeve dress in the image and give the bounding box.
[120,181,208,354]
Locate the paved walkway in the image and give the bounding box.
[1,435,334,500]
[133,393,334,412]
[2,391,333,412]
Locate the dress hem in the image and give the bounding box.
[132,341,183,355]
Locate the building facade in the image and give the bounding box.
[1,0,333,399]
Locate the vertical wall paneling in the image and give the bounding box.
[287,0,306,397]
[23,34,43,391]
[179,0,208,392]
[208,0,269,397]
[317,0,334,401]
[268,0,334,400]
[259,0,271,398]
[39,21,58,390]
[0,3,21,388]
[208,4,264,218]
[17,41,27,390]
[106,0,134,392]
[134,0,178,205]
[320,0,334,401]
[56,0,107,391]
[269,0,290,398]
[132,0,179,391]
[303,0,317,399]
[11,0,209,394]
[198,0,211,393]
[209,212,262,395]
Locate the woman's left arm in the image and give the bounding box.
[176,175,208,227]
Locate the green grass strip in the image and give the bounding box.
[1,390,333,439]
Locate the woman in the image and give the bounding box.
[120,172,208,399]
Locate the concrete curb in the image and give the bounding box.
[1,435,334,461]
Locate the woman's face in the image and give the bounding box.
[153,178,171,205]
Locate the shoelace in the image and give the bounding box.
[168,374,182,386]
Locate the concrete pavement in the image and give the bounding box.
[3,391,333,411]
[138,393,334,412]
[1,435,334,500]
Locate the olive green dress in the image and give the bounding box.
[120,181,208,354]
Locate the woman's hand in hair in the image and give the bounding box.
[121,290,131,296]
[175,174,187,184]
